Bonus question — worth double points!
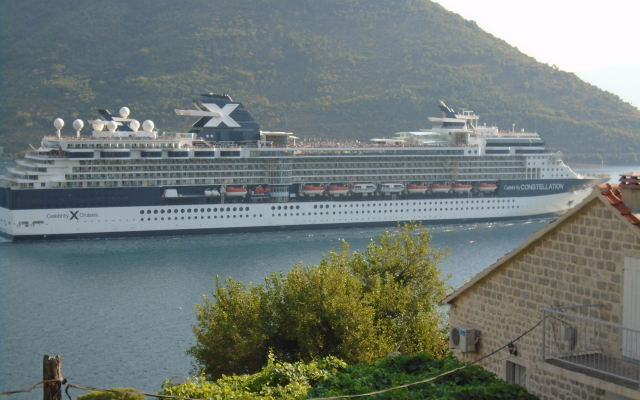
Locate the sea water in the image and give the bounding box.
[0,163,631,396]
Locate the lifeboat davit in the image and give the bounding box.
[478,183,497,192]
[253,186,270,195]
[408,184,428,194]
[225,187,248,197]
[351,183,377,194]
[302,185,325,195]
[204,189,221,197]
[328,185,350,196]
[431,183,451,193]
[453,183,473,193]
[380,182,404,194]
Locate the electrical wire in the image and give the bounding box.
[0,380,59,397]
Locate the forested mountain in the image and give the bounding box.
[1,0,639,163]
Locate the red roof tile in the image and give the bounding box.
[599,184,640,230]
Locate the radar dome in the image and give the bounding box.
[107,121,118,132]
[129,120,140,131]
[119,107,130,118]
[92,120,105,131]
[142,120,154,132]
[73,119,84,131]
[53,118,64,129]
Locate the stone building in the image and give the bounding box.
[441,173,640,400]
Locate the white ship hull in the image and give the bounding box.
[0,188,593,241]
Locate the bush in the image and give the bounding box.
[188,223,451,379]
[76,388,145,400]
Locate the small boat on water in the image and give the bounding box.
[431,183,451,193]
[328,185,350,196]
[453,183,473,193]
[302,185,325,196]
[478,183,497,192]
[225,187,248,197]
[408,184,429,194]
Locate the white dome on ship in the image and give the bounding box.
[92,119,105,131]
[119,107,130,118]
[53,118,64,130]
[107,121,118,132]
[129,119,140,131]
[73,119,84,131]
[142,120,154,132]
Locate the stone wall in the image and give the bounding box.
[448,197,640,400]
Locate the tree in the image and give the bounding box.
[188,223,451,380]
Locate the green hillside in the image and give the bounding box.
[1,0,639,163]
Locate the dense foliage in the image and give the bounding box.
[160,353,538,399]
[188,224,450,380]
[1,0,639,163]
[76,388,146,400]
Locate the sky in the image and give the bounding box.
[434,0,640,107]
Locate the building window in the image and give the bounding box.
[506,361,526,387]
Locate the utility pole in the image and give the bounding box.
[43,355,62,400]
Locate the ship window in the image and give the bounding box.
[226,207,230,212]
[246,207,250,211]
[272,206,275,210]
[187,209,192,213]
[239,207,243,211]
[296,206,299,209]
[147,210,151,214]
[233,207,237,212]
[161,210,165,214]
[314,205,318,209]
[181,209,185,213]
[140,210,144,215]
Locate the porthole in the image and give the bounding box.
[147,210,151,214]
[233,207,237,212]
[139,210,144,215]
[278,206,282,210]
[272,206,276,210]
[314,205,318,209]
[187,209,191,213]
[193,208,198,213]
[226,207,230,212]
[168,209,172,214]
[181,209,185,213]
[207,208,211,212]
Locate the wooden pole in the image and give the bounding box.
[43,355,62,400]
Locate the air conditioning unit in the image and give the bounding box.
[450,324,479,353]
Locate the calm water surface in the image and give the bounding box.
[0,162,632,396]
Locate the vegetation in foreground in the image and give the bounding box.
[188,223,451,380]
[160,352,538,399]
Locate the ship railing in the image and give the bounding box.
[575,172,611,179]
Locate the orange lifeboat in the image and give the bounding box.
[302,185,325,196]
[225,187,248,197]
[328,185,350,196]
[478,183,497,192]
[453,183,473,193]
[431,183,450,193]
[408,184,428,194]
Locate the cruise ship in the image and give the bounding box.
[0,94,608,241]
